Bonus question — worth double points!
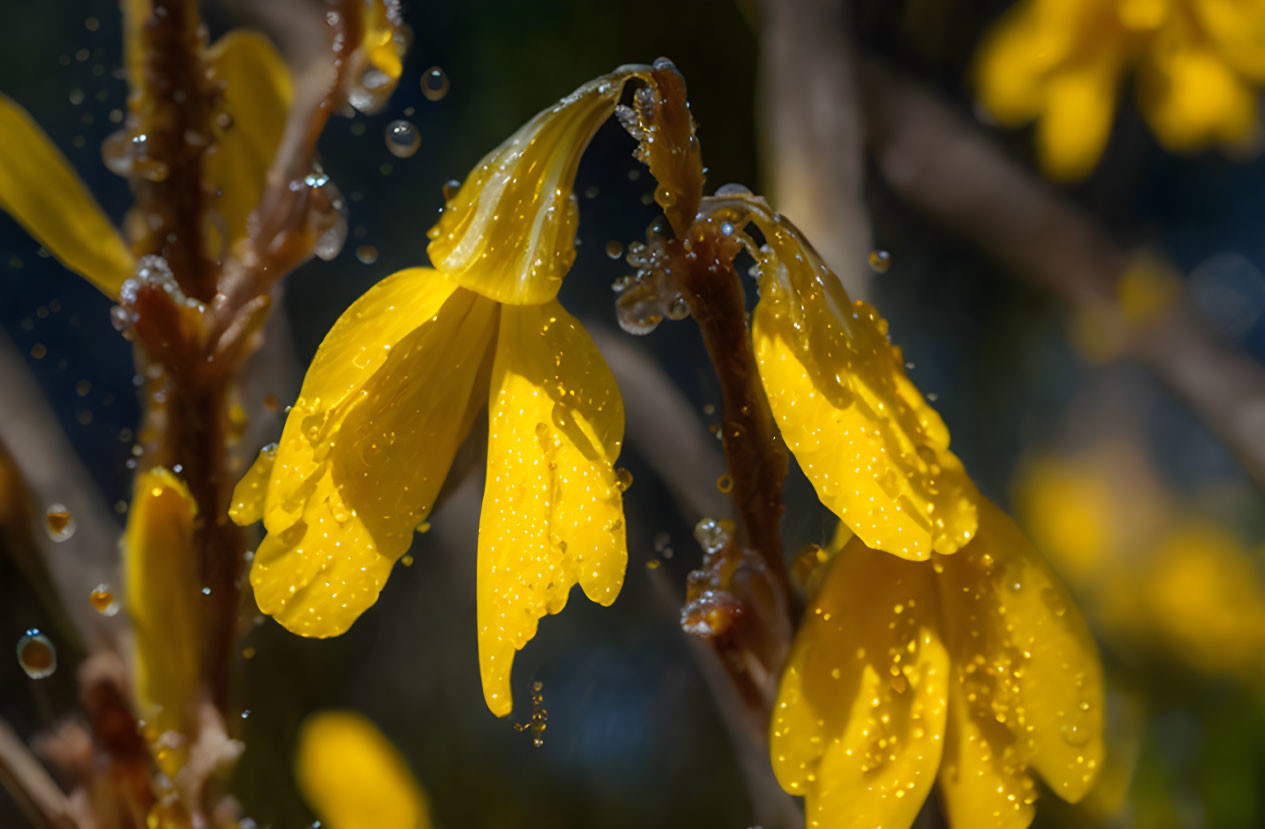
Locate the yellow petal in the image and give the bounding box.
[749,210,978,559]
[229,442,276,526]
[122,0,147,92]
[205,30,292,257]
[1139,40,1256,152]
[124,468,201,763]
[973,1,1081,125]
[295,711,431,829]
[249,274,498,637]
[427,67,648,305]
[0,95,134,296]
[1036,56,1120,181]
[936,499,1103,806]
[1192,0,1265,82]
[937,690,1037,829]
[770,536,949,828]
[258,268,459,533]
[477,301,627,716]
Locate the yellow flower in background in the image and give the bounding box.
[770,499,1103,829]
[296,710,431,829]
[733,198,979,559]
[124,468,203,776]
[232,69,655,717]
[1016,445,1265,682]
[975,0,1265,180]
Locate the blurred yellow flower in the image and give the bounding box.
[770,498,1103,829]
[737,200,979,559]
[295,710,431,829]
[124,468,202,776]
[1016,445,1265,682]
[232,69,654,717]
[975,0,1265,180]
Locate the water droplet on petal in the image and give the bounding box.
[16,630,56,679]
[693,518,729,554]
[615,467,633,492]
[384,120,420,158]
[44,504,75,542]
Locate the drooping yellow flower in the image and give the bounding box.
[975,0,1265,180]
[770,498,1103,829]
[124,468,202,776]
[731,197,979,559]
[295,710,432,829]
[232,68,656,716]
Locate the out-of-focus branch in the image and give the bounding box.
[0,718,78,829]
[859,58,1265,490]
[758,0,872,297]
[0,332,122,649]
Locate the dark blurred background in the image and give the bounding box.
[3,1,1265,827]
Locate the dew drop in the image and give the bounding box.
[716,473,734,494]
[868,249,892,273]
[401,554,415,567]
[355,244,379,265]
[89,584,117,615]
[384,120,420,158]
[44,504,75,542]
[614,467,633,492]
[420,66,450,101]
[16,630,56,679]
[693,518,729,554]
[442,179,462,201]
[605,240,624,259]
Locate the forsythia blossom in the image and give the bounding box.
[771,499,1104,829]
[231,67,658,716]
[975,0,1265,180]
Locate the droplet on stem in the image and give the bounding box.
[44,504,75,542]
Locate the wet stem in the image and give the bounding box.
[675,228,798,709]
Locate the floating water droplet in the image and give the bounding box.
[242,646,256,660]
[646,559,661,570]
[442,179,462,201]
[868,249,892,273]
[716,473,734,494]
[421,66,450,101]
[401,554,414,567]
[693,518,728,554]
[45,504,75,542]
[355,244,379,264]
[16,630,56,679]
[605,240,623,259]
[583,185,599,199]
[30,343,47,359]
[615,467,633,492]
[89,584,117,615]
[384,120,420,158]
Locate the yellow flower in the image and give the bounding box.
[770,498,1103,829]
[974,0,1265,180]
[232,68,655,716]
[732,198,979,559]
[295,710,431,829]
[124,468,202,776]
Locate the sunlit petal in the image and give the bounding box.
[427,66,648,304]
[749,210,978,559]
[205,30,292,256]
[477,301,626,716]
[124,468,201,771]
[0,95,134,296]
[295,710,432,829]
[770,536,949,828]
[936,499,1103,806]
[1139,39,1256,152]
[242,271,498,637]
[1036,54,1121,181]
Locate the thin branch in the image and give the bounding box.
[860,58,1265,490]
[0,718,79,829]
[758,0,872,297]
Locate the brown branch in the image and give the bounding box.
[0,718,78,829]
[758,0,872,297]
[859,58,1265,490]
